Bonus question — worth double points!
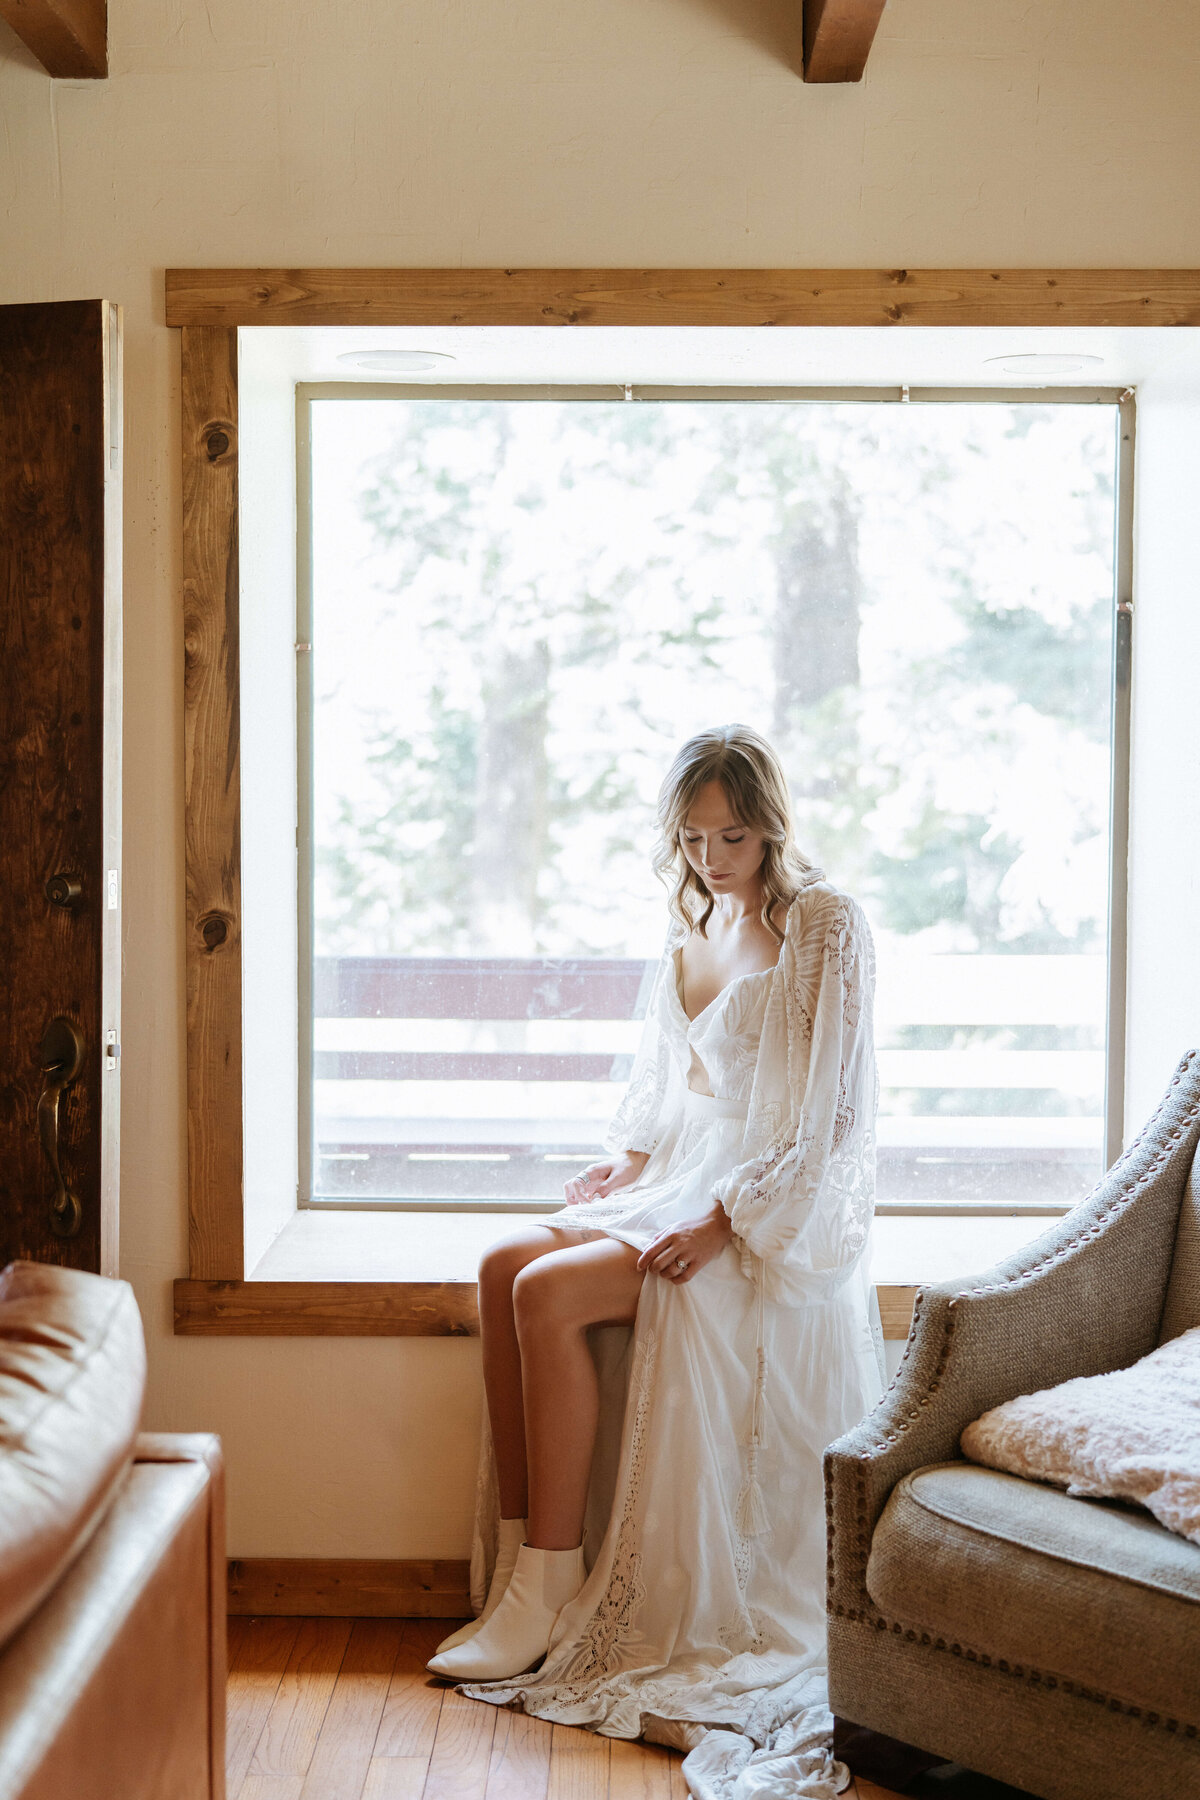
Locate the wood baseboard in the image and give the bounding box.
[227,1557,471,1618]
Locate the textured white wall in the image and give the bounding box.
[2,0,1199,1555]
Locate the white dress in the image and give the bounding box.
[462,876,885,1799]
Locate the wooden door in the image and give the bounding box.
[0,300,122,1274]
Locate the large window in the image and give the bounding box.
[298,389,1127,1216]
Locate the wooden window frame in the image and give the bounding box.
[171,265,1188,1336]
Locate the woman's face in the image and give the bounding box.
[680,780,767,897]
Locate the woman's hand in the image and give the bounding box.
[637,1201,733,1284]
[564,1150,649,1206]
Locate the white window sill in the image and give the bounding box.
[247,1205,1055,1287]
[173,1206,1060,1337]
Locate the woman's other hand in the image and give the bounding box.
[637,1201,733,1283]
[564,1150,649,1205]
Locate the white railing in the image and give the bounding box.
[310,952,1108,1204]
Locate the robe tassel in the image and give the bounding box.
[736,1437,770,1538]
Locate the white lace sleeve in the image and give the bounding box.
[712,895,877,1301]
[601,935,680,1158]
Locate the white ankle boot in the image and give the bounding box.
[426,1541,585,1680]
[433,1517,526,1656]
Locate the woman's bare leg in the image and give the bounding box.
[477,1227,584,1520]
[513,1237,645,1550]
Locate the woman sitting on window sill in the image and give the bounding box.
[427,723,884,1800]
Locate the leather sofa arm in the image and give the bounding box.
[826,1048,1200,1619]
[133,1432,226,1797]
[134,1432,223,1475]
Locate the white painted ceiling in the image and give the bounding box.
[242,324,1200,392]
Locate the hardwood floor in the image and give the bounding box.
[225,1615,975,1800]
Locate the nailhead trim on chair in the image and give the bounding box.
[829,1609,1200,1739]
[839,1069,1200,1606]
[824,1294,963,1616]
[825,1052,1200,1746]
[836,1053,1200,1506]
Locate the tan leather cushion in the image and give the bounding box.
[866,1462,1200,1720]
[0,1263,145,1655]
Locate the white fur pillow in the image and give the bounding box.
[960,1327,1200,1546]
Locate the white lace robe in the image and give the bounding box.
[462,876,885,1798]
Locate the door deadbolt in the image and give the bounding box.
[45,873,83,910]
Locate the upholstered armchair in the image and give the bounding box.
[825,1049,1200,1800]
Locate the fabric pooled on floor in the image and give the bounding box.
[961,1324,1200,1545]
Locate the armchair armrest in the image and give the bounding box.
[825,1049,1200,1621]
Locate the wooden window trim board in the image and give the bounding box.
[167,268,1200,330]
[182,324,244,1285]
[174,266,1188,1337]
[175,1279,920,1339]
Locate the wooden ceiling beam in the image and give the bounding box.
[803,0,887,83]
[0,0,106,78]
[0,0,873,86]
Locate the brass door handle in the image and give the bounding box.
[38,1017,85,1239]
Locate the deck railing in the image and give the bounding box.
[309,952,1106,1208]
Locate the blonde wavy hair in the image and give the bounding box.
[652,725,818,941]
